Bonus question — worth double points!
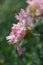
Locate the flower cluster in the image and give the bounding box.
[6,0,43,56]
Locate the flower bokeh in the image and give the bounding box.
[6,0,43,56]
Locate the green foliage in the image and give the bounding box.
[0,0,43,65]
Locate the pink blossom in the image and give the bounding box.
[15,9,28,22]
[27,17,34,29]
[6,21,26,44]
[6,0,43,56]
[6,34,16,44]
[17,45,22,56]
[26,0,43,16]
[26,8,35,29]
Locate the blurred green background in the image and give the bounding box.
[0,0,43,65]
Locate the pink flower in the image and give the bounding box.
[17,45,22,56]
[26,9,35,29]
[27,17,34,29]
[26,0,43,16]
[6,34,15,44]
[6,21,26,44]
[15,9,28,22]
